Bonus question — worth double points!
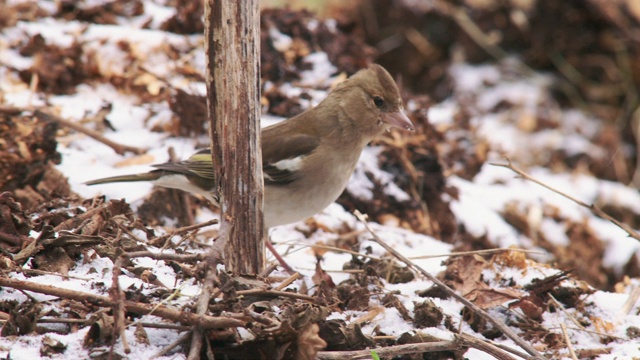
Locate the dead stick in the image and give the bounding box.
[0,231,25,246]
[317,340,461,359]
[354,211,546,360]
[152,331,191,359]
[34,110,146,156]
[53,201,110,232]
[274,272,300,291]
[0,277,246,329]
[123,251,204,263]
[560,324,578,360]
[148,219,219,248]
[236,288,317,303]
[111,255,130,353]
[492,160,640,243]
[187,274,216,360]
[187,219,228,360]
[457,333,518,360]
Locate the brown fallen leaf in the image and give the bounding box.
[295,323,327,360]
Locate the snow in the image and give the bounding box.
[348,146,411,202]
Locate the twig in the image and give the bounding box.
[492,160,640,243]
[187,274,216,360]
[486,340,532,359]
[34,110,146,155]
[317,332,519,360]
[15,267,91,280]
[111,254,130,353]
[0,277,246,329]
[354,211,546,360]
[149,219,219,248]
[274,272,300,291]
[236,288,317,303]
[259,263,279,278]
[409,247,544,259]
[560,324,578,360]
[0,231,25,246]
[2,317,190,331]
[187,220,228,360]
[549,325,627,341]
[291,242,382,261]
[266,238,295,274]
[619,285,640,318]
[457,333,518,360]
[151,331,191,359]
[449,7,509,61]
[247,311,279,327]
[547,294,585,330]
[316,340,460,359]
[123,251,204,263]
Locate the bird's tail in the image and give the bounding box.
[85,171,162,185]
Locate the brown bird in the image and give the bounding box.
[87,64,412,249]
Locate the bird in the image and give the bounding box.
[86,64,413,230]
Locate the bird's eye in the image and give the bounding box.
[373,96,384,108]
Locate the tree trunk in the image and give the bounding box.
[204,1,264,274]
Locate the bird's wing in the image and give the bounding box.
[152,132,320,187]
[262,133,319,186]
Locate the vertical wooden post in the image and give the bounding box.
[204,1,264,274]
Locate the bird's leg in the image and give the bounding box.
[265,235,295,275]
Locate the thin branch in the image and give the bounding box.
[492,160,640,243]
[123,251,204,263]
[187,218,228,360]
[560,324,578,360]
[316,340,460,359]
[291,242,382,261]
[274,272,301,291]
[0,277,246,329]
[619,285,640,317]
[34,110,146,155]
[151,331,191,359]
[111,254,130,353]
[149,218,219,248]
[409,247,544,259]
[354,210,546,360]
[317,333,520,360]
[235,288,317,303]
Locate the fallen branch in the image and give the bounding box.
[492,160,640,243]
[316,340,460,359]
[0,277,246,329]
[560,324,578,360]
[317,332,519,360]
[187,219,228,360]
[111,253,130,353]
[152,331,191,359]
[236,288,317,303]
[34,110,146,156]
[409,247,544,259]
[354,211,546,360]
[149,218,219,248]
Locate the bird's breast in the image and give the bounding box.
[263,148,361,228]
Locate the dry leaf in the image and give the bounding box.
[295,323,327,360]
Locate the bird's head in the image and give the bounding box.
[334,64,414,139]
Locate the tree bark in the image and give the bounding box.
[205,1,264,274]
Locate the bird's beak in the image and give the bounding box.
[383,110,414,131]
